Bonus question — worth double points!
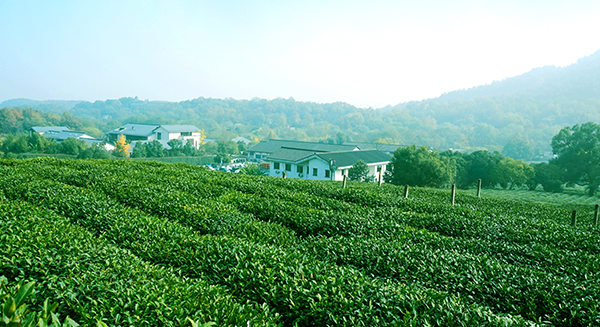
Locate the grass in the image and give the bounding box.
[483,187,600,206]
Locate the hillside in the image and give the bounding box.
[1,157,599,325]
[395,49,600,128]
[2,49,599,156]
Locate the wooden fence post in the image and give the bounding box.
[477,179,482,198]
[342,175,347,189]
[282,172,286,179]
[451,184,456,206]
[404,185,409,198]
[571,210,577,226]
[594,204,599,227]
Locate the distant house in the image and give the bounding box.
[248,139,359,162]
[266,146,391,182]
[106,124,204,149]
[231,137,252,146]
[42,131,114,150]
[43,131,95,143]
[31,127,114,151]
[30,126,70,136]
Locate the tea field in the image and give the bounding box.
[1,158,599,326]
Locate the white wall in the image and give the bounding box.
[153,127,203,149]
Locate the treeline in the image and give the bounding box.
[0,130,248,162]
[384,122,600,195]
[0,107,105,138]
[4,84,598,160]
[2,48,600,161]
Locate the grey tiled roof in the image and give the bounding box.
[160,125,200,133]
[31,126,70,133]
[43,131,91,140]
[266,148,319,162]
[106,124,159,137]
[314,150,391,168]
[249,139,358,154]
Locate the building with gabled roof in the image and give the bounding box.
[30,126,71,136]
[266,147,391,182]
[106,123,204,149]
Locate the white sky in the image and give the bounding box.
[1,0,599,108]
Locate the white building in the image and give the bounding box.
[267,147,391,182]
[106,124,204,149]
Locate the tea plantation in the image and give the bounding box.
[1,158,599,326]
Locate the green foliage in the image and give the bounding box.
[213,153,231,165]
[58,138,86,156]
[130,141,148,158]
[347,159,369,182]
[3,157,600,326]
[492,158,534,190]
[77,144,110,159]
[0,277,79,327]
[551,122,600,195]
[502,133,535,161]
[239,163,268,176]
[167,139,184,156]
[527,162,563,192]
[146,140,165,157]
[385,145,455,187]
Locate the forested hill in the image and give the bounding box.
[1,49,599,158]
[394,49,600,128]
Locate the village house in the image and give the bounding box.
[30,126,71,136]
[30,126,114,150]
[106,124,204,149]
[267,147,391,182]
[248,140,391,182]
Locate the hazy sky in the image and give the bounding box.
[1,0,599,108]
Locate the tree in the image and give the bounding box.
[503,133,535,161]
[551,122,600,195]
[27,132,50,152]
[60,137,86,156]
[78,143,111,159]
[130,142,148,158]
[239,163,268,176]
[112,134,130,158]
[146,140,165,157]
[0,134,29,154]
[237,140,248,154]
[214,153,231,165]
[348,160,370,182]
[458,150,504,189]
[183,140,199,156]
[384,145,455,188]
[167,139,184,156]
[527,162,563,192]
[491,158,534,189]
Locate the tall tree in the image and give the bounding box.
[384,145,455,188]
[551,122,600,195]
[348,160,370,182]
[113,134,130,158]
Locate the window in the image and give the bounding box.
[377,165,382,172]
[297,165,303,173]
[313,168,318,176]
[157,133,162,140]
[181,132,192,136]
[285,163,292,171]
[325,170,330,178]
[274,162,280,170]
